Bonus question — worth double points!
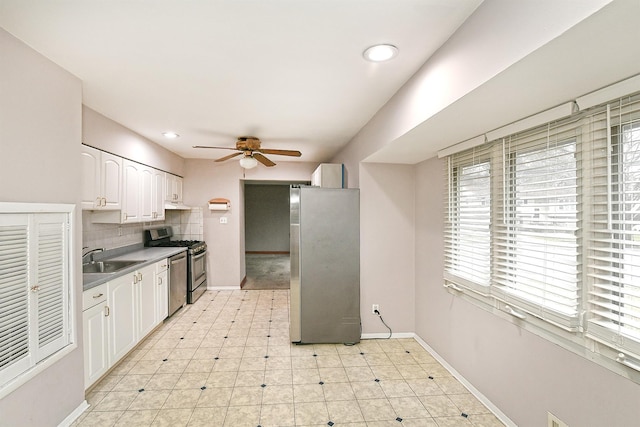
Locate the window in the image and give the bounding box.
[444,146,492,292]
[588,95,640,359]
[495,125,580,330]
[0,204,74,397]
[442,87,640,376]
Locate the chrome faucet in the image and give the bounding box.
[82,247,105,263]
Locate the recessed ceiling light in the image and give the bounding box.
[363,44,398,62]
[162,132,180,139]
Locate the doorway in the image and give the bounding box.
[242,181,306,290]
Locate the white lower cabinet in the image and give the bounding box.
[83,259,169,390]
[156,260,169,323]
[136,264,157,339]
[107,274,137,365]
[82,284,109,389]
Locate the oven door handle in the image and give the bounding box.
[192,251,206,261]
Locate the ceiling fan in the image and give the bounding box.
[193,136,301,168]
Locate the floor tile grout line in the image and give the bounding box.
[77,289,503,427]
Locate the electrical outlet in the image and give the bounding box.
[220,217,228,224]
[372,304,379,315]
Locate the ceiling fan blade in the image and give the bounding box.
[253,153,276,167]
[192,145,239,151]
[258,148,302,157]
[215,152,243,162]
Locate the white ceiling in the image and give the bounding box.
[1,1,636,167]
[0,0,482,162]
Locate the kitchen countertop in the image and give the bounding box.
[83,246,187,291]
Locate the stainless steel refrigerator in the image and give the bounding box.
[290,185,360,344]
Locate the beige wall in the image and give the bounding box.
[359,163,415,334]
[82,106,185,176]
[182,159,317,288]
[0,28,84,426]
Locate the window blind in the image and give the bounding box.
[493,118,581,330]
[587,93,640,358]
[444,143,492,291]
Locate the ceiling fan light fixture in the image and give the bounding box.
[363,44,398,62]
[239,156,258,169]
[162,131,180,139]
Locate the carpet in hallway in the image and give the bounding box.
[243,253,290,290]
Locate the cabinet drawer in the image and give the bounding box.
[83,283,108,310]
[156,258,169,273]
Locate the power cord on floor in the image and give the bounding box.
[374,309,392,339]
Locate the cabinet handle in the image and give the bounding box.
[133,274,138,284]
[104,306,110,317]
[30,285,40,292]
[138,272,143,281]
[158,277,162,285]
[96,197,101,207]
[102,197,107,207]
[123,213,127,221]
[93,293,104,299]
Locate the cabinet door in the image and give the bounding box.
[139,166,154,222]
[137,265,157,338]
[107,274,137,365]
[122,160,141,223]
[101,152,122,210]
[174,176,183,202]
[156,267,169,323]
[81,146,101,209]
[152,169,165,221]
[165,173,175,202]
[165,173,183,203]
[83,302,108,389]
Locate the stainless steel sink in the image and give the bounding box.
[82,260,140,274]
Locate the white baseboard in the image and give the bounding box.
[207,286,241,291]
[361,332,415,339]
[57,400,89,427]
[412,334,517,427]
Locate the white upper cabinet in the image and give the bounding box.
[165,173,183,204]
[139,164,154,222]
[87,147,171,224]
[81,145,122,210]
[121,160,142,223]
[152,169,165,221]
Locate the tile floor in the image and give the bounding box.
[74,290,505,427]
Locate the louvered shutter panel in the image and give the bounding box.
[34,213,70,360]
[0,215,33,385]
[493,117,582,330]
[587,92,640,358]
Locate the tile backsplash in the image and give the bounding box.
[166,207,204,240]
[82,207,203,250]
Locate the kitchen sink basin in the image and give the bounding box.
[82,260,140,274]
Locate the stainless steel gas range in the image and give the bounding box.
[145,227,207,305]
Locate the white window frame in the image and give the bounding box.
[0,202,77,400]
[494,132,581,331]
[587,100,640,363]
[441,80,640,382]
[444,150,492,295]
